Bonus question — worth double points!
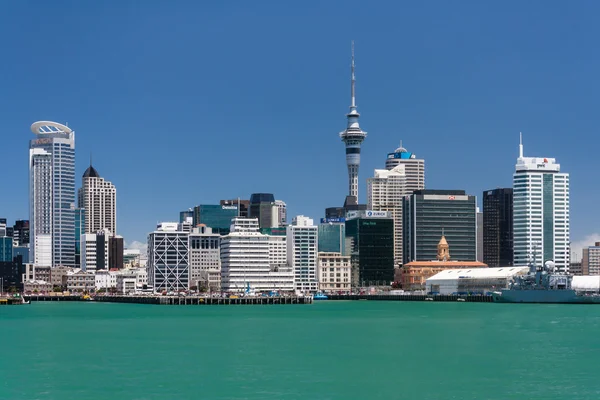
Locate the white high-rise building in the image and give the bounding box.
[513,135,570,272]
[147,222,189,293]
[29,121,76,267]
[221,218,293,293]
[367,165,407,265]
[81,229,110,272]
[287,216,318,293]
[385,143,425,191]
[78,163,116,235]
[275,200,287,226]
[188,225,221,291]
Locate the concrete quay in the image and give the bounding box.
[326,294,494,302]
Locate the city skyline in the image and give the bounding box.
[2,2,600,255]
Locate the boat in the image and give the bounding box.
[313,293,328,300]
[492,253,600,304]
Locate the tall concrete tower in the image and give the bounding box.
[339,41,367,201]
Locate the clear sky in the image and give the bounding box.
[1,1,599,254]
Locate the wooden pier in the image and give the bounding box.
[326,294,494,302]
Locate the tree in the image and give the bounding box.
[53,286,62,292]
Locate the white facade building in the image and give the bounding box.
[384,144,425,191]
[317,252,351,292]
[147,222,189,293]
[275,200,287,226]
[367,164,407,266]
[95,269,117,291]
[81,230,110,272]
[78,164,117,235]
[287,216,318,293]
[221,218,293,293]
[29,121,76,268]
[513,136,570,272]
[188,225,221,291]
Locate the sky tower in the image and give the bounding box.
[339,41,367,201]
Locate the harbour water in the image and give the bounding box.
[2,301,600,399]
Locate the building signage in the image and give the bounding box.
[221,205,238,210]
[31,138,53,145]
[320,218,346,223]
[365,210,388,218]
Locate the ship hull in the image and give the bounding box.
[492,289,600,304]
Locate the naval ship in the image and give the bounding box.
[492,255,600,304]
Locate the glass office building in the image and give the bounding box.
[483,188,513,267]
[0,237,13,262]
[318,222,346,255]
[403,190,477,263]
[345,213,394,286]
[193,205,238,235]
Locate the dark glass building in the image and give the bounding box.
[483,188,513,267]
[193,205,238,235]
[249,193,277,229]
[0,237,12,262]
[325,195,367,220]
[109,236,124,269]
[345,213,394,286]
[403,190,477,263]
[0,256,25,292]
[12,220,29,246]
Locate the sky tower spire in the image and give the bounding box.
[339,41,367,201]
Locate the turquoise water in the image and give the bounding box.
[2,301,600,400]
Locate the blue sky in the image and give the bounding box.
[1,1,599,253]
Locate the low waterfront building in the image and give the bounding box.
[116,271,137,294]
[317,252,351,293]
[50,266,73,290]
[95,269,117,291]
[66,269,96,292]
[400,236,487,291]
[22,264,51,283]
[23,280,52,293]
[425,266,529,295]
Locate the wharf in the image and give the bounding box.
[0,297,27,305]
[326,294,493,302]
[95,295,313,305]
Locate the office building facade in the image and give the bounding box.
[318,220,346,255]
[81,230,109,272]
[29,121,76,268]
[367,164,407,265]
[317,252,351,292]
[384,143,425,191]
[188,225,221,291]
[403,190,477,263]
[147,223,190,293]
[193,204,238,235]
[249,193,279,229]
[483,188,513,267]
[582,243,600,275]
[78,163,116,235]
[287,216,318,293]
[345,211,395,287]
[513,137,569,271]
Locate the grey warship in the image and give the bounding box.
[492,257,600,304]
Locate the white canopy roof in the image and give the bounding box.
[427,267,530,282]
[572,276,600,291]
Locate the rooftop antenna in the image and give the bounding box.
[90,152,93,167]
[351,40,356,109]
[519,132,524,158]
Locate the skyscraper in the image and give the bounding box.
[249,193,278,229]
[29,121,75,268]
[147,222,190,293]
[483,188,513,267]
[385,143,425,192]
[403,190,477,263]
[513,135,569,271]
[275,200,287,226]
[78,163,116,235]
[367,165,407,265]
[339,42,367,201]
[287,216,318,293]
